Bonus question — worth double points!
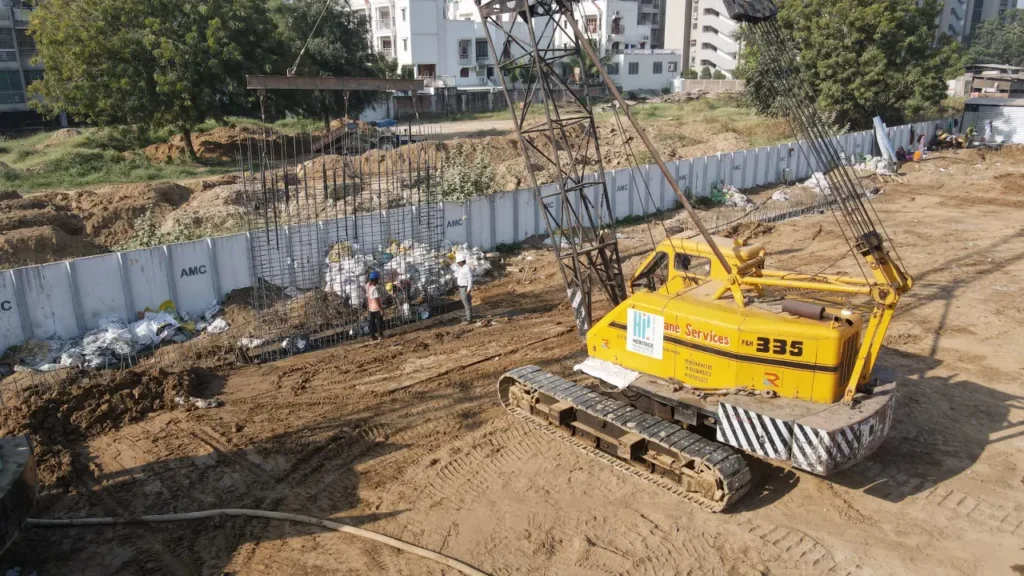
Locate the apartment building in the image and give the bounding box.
[351,0,681,92]
[663,0,741,78]
[0,0,52,131]
[560,0,681,90]
[937,0,1017,41]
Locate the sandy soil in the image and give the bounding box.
[2,148,1024,575]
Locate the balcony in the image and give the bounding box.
[375,20,394,32]
[424,75,457,88]
[611,24,625,35]
[610,48,681,55]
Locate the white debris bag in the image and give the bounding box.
[771,190,790,202]
[206,318,230,334]
[724,188,753,209]
[130,312,180,347]
[802,172,831,195]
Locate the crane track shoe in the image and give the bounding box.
[498,365,751,512]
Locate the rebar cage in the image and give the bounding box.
[238,122,448,363]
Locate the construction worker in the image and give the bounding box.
[366,270,385,340]
[455,252,473,324]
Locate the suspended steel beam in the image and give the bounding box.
[246,75,424,92]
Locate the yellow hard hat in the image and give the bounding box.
[385,282,394,293]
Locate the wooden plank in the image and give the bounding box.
[246,75,423,92]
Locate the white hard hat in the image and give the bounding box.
[456,252,467,263]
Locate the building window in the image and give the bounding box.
[403,38,408,51]
[376,8,391,30]
[702,43,717,52]
[703,8,720,17]
[460,67,470,77]
[653,62,663,74]
[585,15,599,33]
[0,29,13,51]
[667,61,677,73]
[380,37,393,55]
[606,63,620,75]
[971,0,984,27]
[459,39,471,60]
[690,39,697,47]
[401,8,406,21]
[0,70,24,104]
[14,30,34,55]
[476,39,488,59]
[628,62,639,75]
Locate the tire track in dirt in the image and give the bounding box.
[420,427,551,509]
[840,460,1024,541]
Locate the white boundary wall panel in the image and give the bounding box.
[443,202,468,246]
[755,147,770,186]
[21,263,78,340]
[169,240,218,317]
[211,235,251,301]
[121,246,174,315]
[704,155,719,195]
[0,271,26,352]
[612,169,632,219]
[0,120,949,353]
[494,191,517,245]
[515,189,537,238]
[73,253,127,330]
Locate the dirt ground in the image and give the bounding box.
[2,147,1024,575]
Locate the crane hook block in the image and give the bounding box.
[721,0,778,23]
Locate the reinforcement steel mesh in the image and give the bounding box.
[238,122,447,363]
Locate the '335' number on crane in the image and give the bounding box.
[755,337,803,357]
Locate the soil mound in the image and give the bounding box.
[160,182,247,237]
[0,367,205,486]
[0,189,21,202]
[43,128,82,146]
[143,126,317,164]
[0,207,85,235]
[721,220,775,242]
[69,182,192,247]
[0,226,106,268]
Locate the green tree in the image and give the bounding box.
[28,0,279,160]
[737,0,963,129]
[712,69,727,80]
[699,66,713,79]
[967,10,1024,67]
[682,68,699,79]
[563,39,613,82]
[273,0,385,129]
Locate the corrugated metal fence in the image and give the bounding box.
[0,119,946,353]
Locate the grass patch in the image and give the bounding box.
[0,126,233,192]
[597,94,794,149]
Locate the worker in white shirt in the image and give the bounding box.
[455,253,473,324]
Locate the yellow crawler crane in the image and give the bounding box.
[478,0,910,510]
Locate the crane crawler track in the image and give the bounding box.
[498,365,751,512]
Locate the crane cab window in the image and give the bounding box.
[674,252,712,277]
[632,251,670,292]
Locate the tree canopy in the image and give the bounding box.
[737,0,964,130]
[272,0,389,128]
[28,0,384,157]
[966,10,1024,67]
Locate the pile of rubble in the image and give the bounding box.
[323,240,492,313]
[1,302,230,376]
